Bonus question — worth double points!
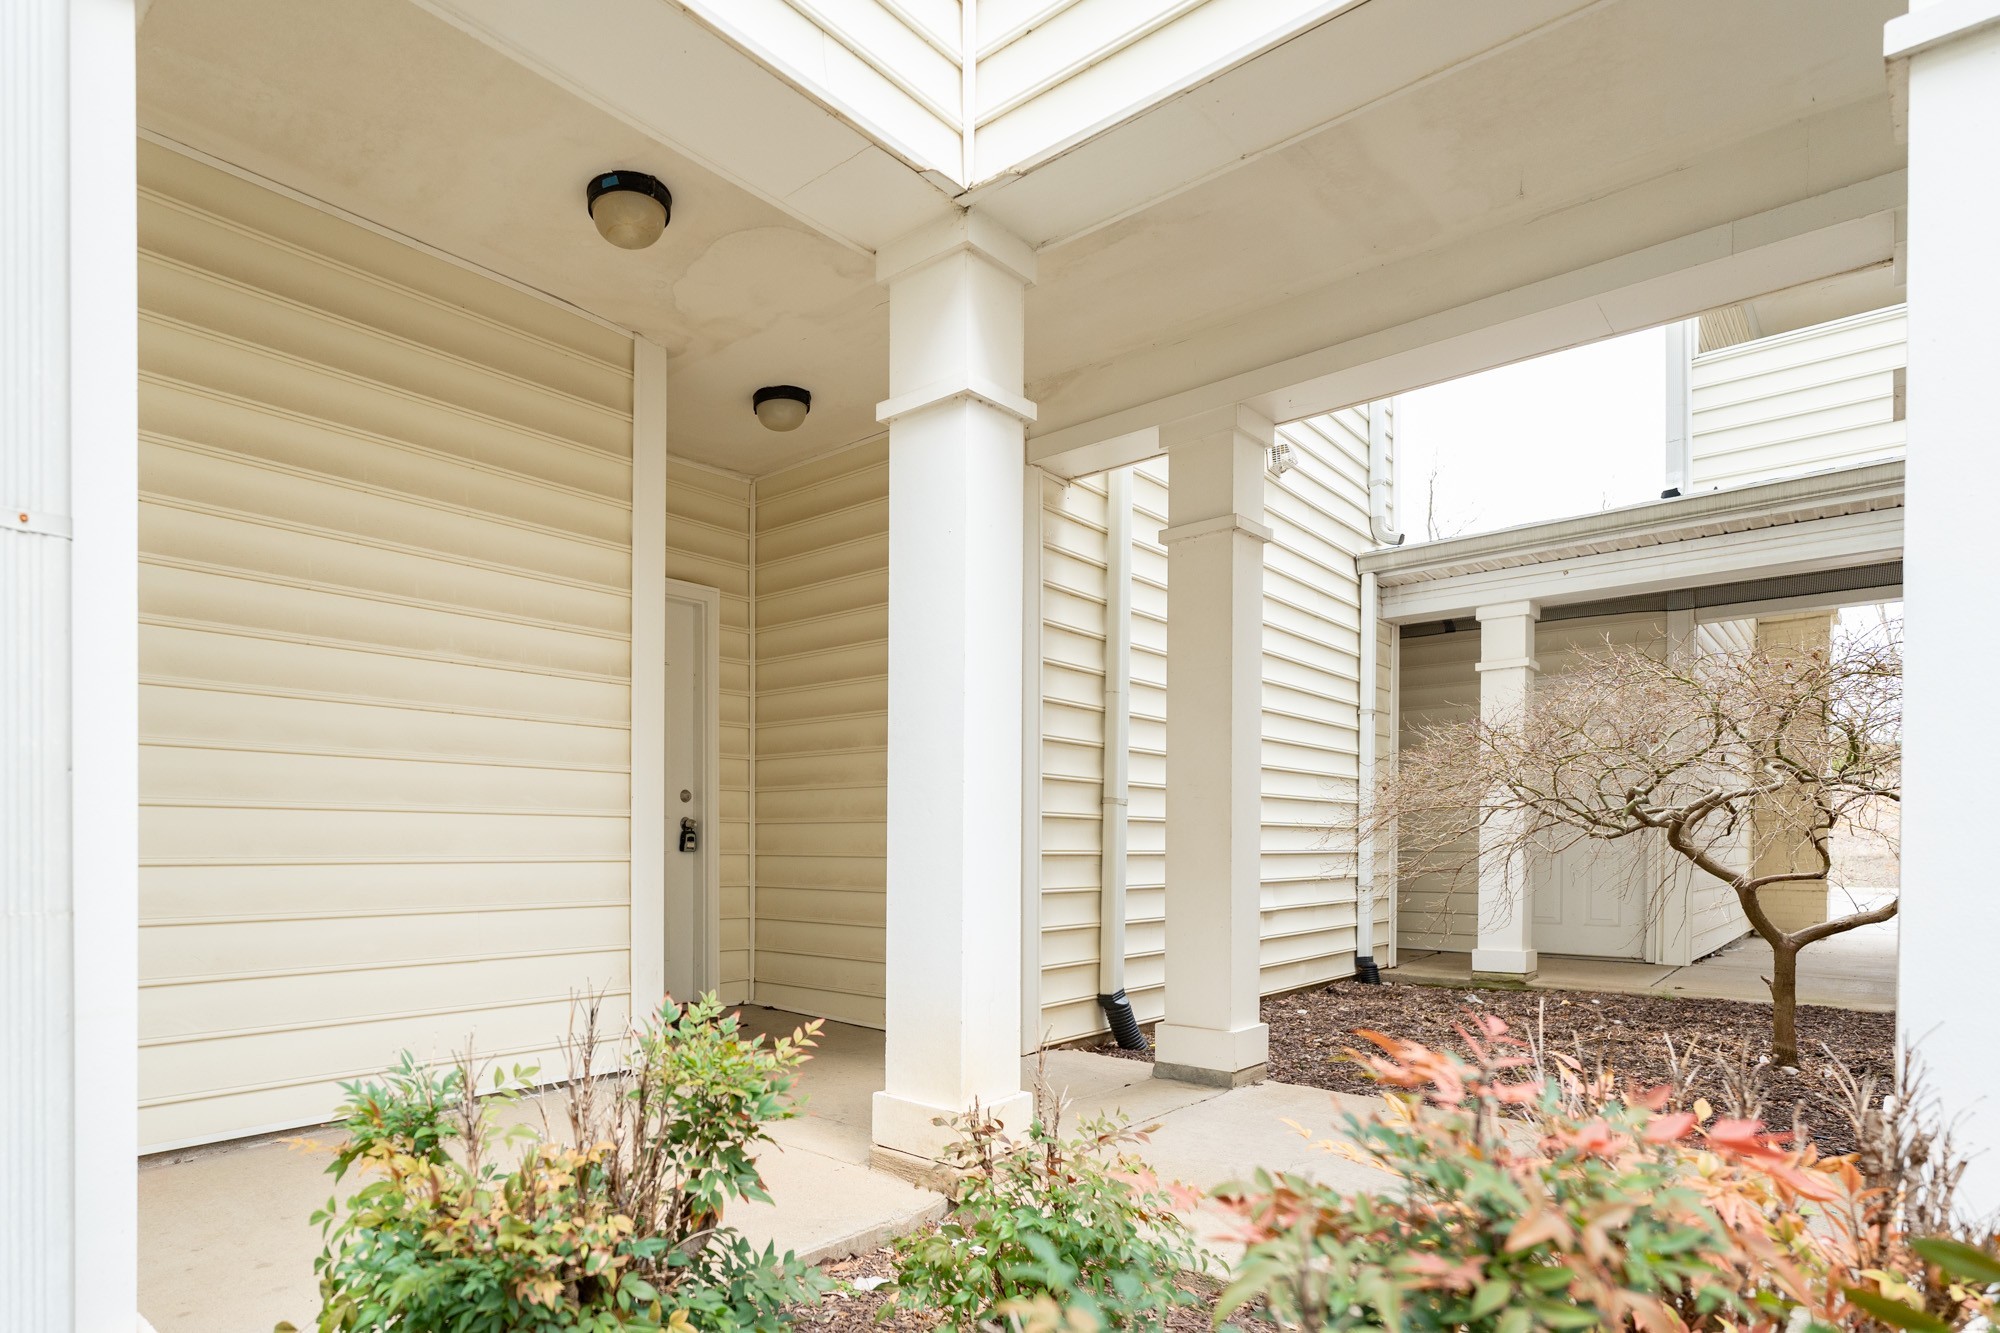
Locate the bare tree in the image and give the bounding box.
[1422,457,1478,542]
[1371,620,1901,1065]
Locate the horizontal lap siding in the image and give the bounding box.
[753,441,890,1027]
[1395,626,1480,952]
[137,142,635,1148]
[1036,407,1374,1041]
[1038,476,1112,1044]
[1691,306,1905,489]
[1262,413,1370,992]
[1126,462,1172,1026]
[1691,617,1755,956]
[667,463,754,1000]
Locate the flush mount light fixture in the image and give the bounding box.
[585,170,673,250]
[753,385,812,433]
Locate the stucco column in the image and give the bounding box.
[870,213,1036,1164]
[1472,601,1540,980]
[1154,406,1273,1087]
[1886,1,2000,1201]
[3,0,139,1325]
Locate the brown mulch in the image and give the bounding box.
[1095,980,1894,1156]
[788,1245,1249,1333]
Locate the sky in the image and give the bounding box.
[1394,326,1668,540]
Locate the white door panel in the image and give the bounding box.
[1532,836,1649,959]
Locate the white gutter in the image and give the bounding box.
[1097,467,1133,998]
[1357,403,1403,976]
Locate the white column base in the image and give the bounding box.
[871,1088,1035,1163]
[1470,947,1539,979]
[1153,1021,1269,1087]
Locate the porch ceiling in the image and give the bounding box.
[138,0,1906,478]
[136,0,892,477]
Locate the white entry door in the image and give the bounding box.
[1531,836,1649,959]
[662,584,720,1001]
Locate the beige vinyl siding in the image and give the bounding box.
[1394,625,1481,952]
[1258,413,1371,993]
[1691,306,1906,490]
[752,439,890,1028]
[1369,614,1398,962]
[137,141,635,1148]
[665,462,755,1000]
[1689,616,1755,957]
[1125,461,1173,1025]
[1396,612,1752,962]
[1035,406,1377,1041]
[1037,475,1113,1043]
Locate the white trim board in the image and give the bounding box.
[631,340,670,1011]
[664,576,726,1001]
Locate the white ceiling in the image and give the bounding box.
[136,0,1906,477]
[138,0,895,475]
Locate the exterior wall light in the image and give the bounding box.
[586,171,673,250]
[753,385,811,432]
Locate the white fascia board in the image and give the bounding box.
[1364,465,1905,624]
[1025,169,1904,476]
[1885,0,2000,60]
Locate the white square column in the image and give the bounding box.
[1154,407,1273,1087]
[871,213,1037,1163]
[1886,1,2000,1200]
[1472,601,1540,980]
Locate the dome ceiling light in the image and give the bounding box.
[585,170,673,250]
[752,385,812,433]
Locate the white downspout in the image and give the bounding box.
[1097,467,1145,1045]
[1357,403,1404,981]
[1663,318,1696,498]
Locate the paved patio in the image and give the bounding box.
[1388,889,1897,1012]
[139,1009,1382,1333]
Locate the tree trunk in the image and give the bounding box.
[1768,942,1800,1068]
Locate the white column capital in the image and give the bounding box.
[1158,513,1274,546]
[1886,0,2000,60]
[1162,403,1275,451]
[876,211,1037,431]
[1165,404,1271,529]
[1475,599,1541,623]
[875,209,1037,287]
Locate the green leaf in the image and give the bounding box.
[1842,1288,1955,1333]
[1912,1236,2000,1286]
[1468,1278,1514,1319]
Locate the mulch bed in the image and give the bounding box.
[1096,980,1894,1156]
[789,1246,1249,1333]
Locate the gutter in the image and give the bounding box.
[1359,459,1906,585]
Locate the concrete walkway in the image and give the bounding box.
[1389,891,1896,1012]
[139,1010,1381,1333]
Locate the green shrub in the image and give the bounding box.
[886,1089,1205,1331]
[283,995,825,1333]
